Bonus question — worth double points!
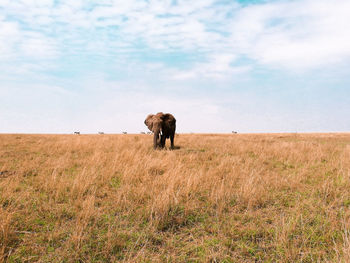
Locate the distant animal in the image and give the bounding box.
[74,132,80,135]
[144,112,176,149]
[122,132,127,134]
[140,132,146,134]
[98,132,104,134]
[232,131,238,134]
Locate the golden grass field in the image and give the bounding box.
[1,133,350,262]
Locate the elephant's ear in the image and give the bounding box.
[144,114,154,131]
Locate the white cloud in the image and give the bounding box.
[0,17,58,61]
[20,32,59,58]
[171,53,251,80]
[229,0,350,70]
[20,0,54,7]
[0,21,21,58]
[2,0,350,73]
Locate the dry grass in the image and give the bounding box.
[0,133,350,262]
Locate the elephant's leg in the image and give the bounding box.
[160,135,166,148]
[170,134,175,149]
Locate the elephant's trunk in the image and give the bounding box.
[153,129,160,149]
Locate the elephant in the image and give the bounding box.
[144,112,176,149]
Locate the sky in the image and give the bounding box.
[0,0,350,133]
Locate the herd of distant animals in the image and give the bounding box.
[73,112,238,149]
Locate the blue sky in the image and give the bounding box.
[0,0,349,133]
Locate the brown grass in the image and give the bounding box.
[0,133,350,262]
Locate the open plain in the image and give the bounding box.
[1,133,350,262]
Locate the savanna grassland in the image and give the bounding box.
[1,133,350,262]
